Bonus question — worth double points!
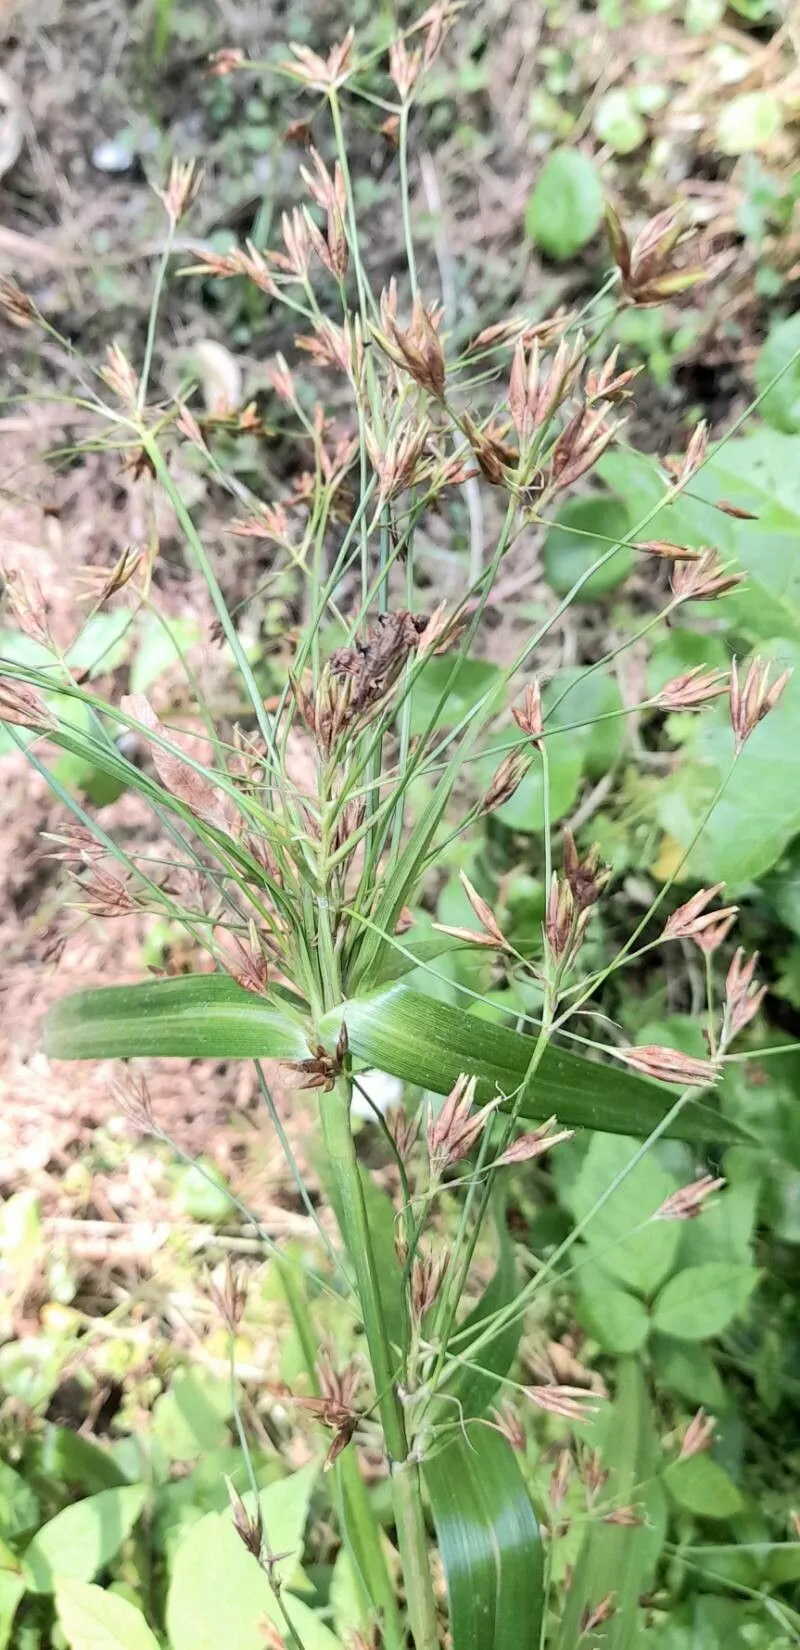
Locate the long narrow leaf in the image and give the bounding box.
[424,1424,544,1650]
[44,976,743,1144]
[446,1199,521,1418]
[326,986,744,1145]
[43,976,310,1062]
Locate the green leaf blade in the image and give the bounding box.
[423,1425,544,1650]
[43,975,310,1062]
[24,1485,147,1594]
[56,1580,160,1650]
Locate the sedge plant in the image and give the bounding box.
[0,14,795,1648]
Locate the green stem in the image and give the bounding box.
[320,1079,439,1650]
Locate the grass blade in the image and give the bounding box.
[423,1424,544,1650]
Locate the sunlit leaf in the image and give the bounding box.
[24,1485,147,1593]
[56,1580,160,1650]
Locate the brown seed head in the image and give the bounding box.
[101,341,140,409]
[389,36,422,98]
[579,1595,617,1638]
[0,276,38,327]
[549,1448,573,1509]
[656,1175,726,1221]
[729,656,791,751]
[563,831,610,912]
[662,884,737,949]
[426,1074,499,1176]
[616,1044,720,1087]
[479,747,530,815]
[723,947,766,1044]
[460,412,516,486]
[411,1248,449,1319]
[608,200,705,306]
[0,678,54,732]
[388,1105,421,1161]
[74,865,136,919]
[547,400,618,493]
[671,548,744,604]
[495,1118,575,1167]
[679,1407,717,1460]
[634,539,702,562]
[371,295,446,399]
[112,1068,154,1132]
[158,158,203,224]
[228,1480,264,1559]
[526,1384,603,1421]
[653,667,729,711]
[676,419,710,486]
[211,1257,248,1330]
[512,680,544,748]
[208,46,247,75]
[545,872,576,966]
[585,347,641,404]
[284,27,355,91]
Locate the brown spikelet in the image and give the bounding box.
[723,947,766,1043]
[671,549,744,603]
[479,747,530,814]
[729,656,791,751]
[426,1075,500,1175]
[679,1408,717,1459]
[616,1044,719,1087]
[656,1175,725,1220]
[0,276,38,327]
[653,667,729,710]
[512,680,544,747]
[0,678,55,731]
[495,1118,574,1166]
[411,1248,449,1318]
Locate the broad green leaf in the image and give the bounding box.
[676,1179,757,1269]
[663,1454,745,1520]
[565,1134,681,1295]
[575,1276,650,1354]
[650,1338,727,1410]
[555,1359,665,1650]
[173,1158,235,1223]
[129,613,203,696]
[0,1555,24,1650]
[593,89,647,154]
[491,738,583,833]
[66,613,133,680]
[525,149,604,260]
[601,434,800,647]
[32,1427,129,1493]
[0,1461,39,1541]
[654,645,800,886]
[545,667,625,780]
[424,1423,543,1650]
[651,1263,760,1341]
[24,1485,147,1593]
[151,1370,232,1462]
[43,975,311,1063]
[717,91,782,155]
[756,314,800,434]
[56,1580,160,1650]
[446,1199,521,1417]
[542,494,634,601]
[409,655,502,736]
[167,1467,337,1650]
